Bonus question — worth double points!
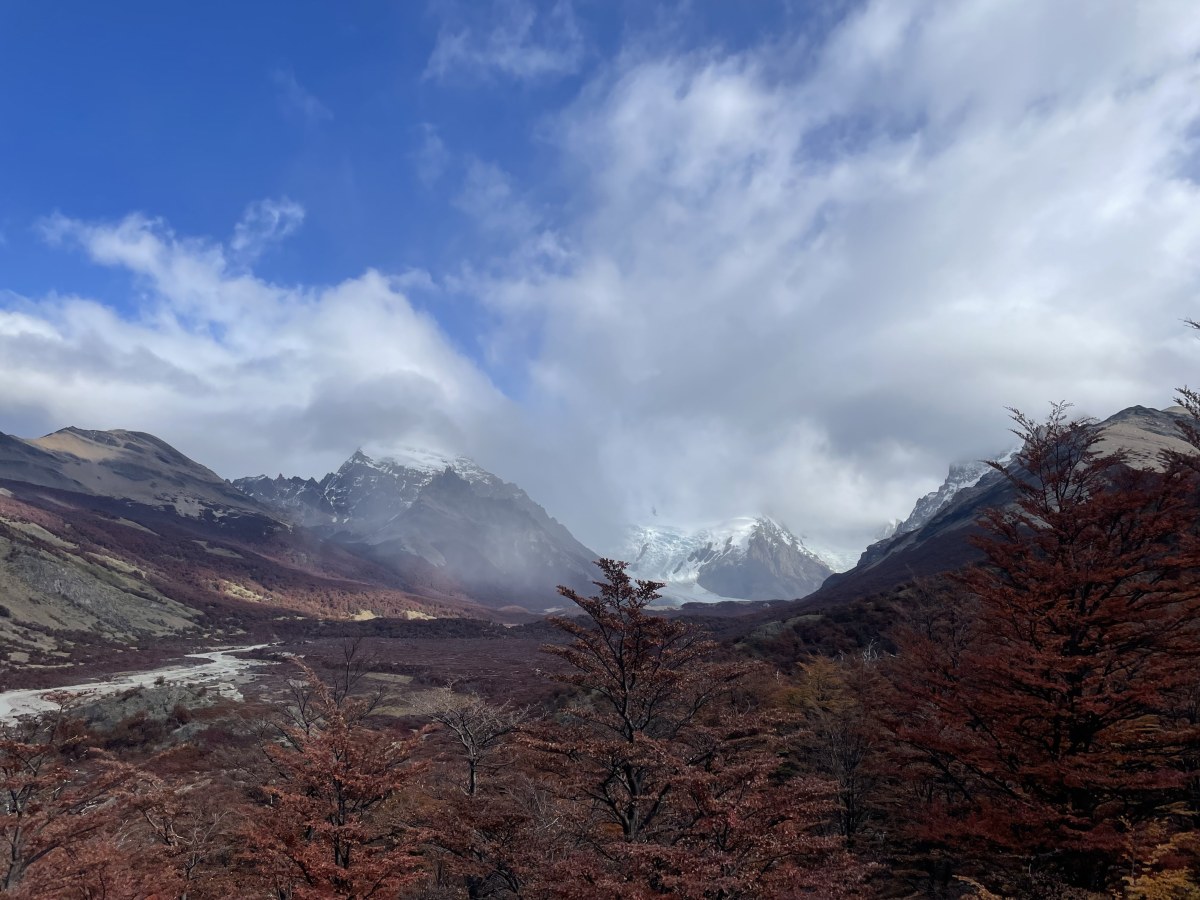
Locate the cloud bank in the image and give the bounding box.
[4,1,1200,557]
[465,0,1200,550]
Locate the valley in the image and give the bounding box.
[1,401,1198,898]
[2,403,1191,680]
[6,8,1200,893]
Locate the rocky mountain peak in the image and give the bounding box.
[235,446,597,611]
[811,404,1200,609]
[890,448,1018,540]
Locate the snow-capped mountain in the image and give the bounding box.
[620,517,834,604]
[802,406,1196,609]
[237,449,494,529]
[0,427,511,652]
[850,448,1017,572]
[890,449,1018,538]
[235,449,597,612]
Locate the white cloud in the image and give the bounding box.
[230,197,306,262]
[7,211,508,482]
[454,159,542,236]
[462,0,1200,553]
[426,0,585,83]
[271,68,333,124]
[414,123,450,187]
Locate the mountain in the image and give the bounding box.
[0,428,496,665]
[847,447,1016,575]
[728,404,1200,665]
[2,427,273,521]
[797,405,1196,610]
[235,449,598,612]
[858,449,1018,553]
[891,449,1018,539]
[621,517,833,604]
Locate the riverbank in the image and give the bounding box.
[0,644,274,722]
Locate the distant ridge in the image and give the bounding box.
[1,426,272,520]
[621,516,833,604]
[236,448,598,612]
[796,404,1197,610]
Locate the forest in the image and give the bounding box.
[3,400,1200,900]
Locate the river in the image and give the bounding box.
[0,644,274,723]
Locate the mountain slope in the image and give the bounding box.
[622,517,833,603]
[236,449,598,612]
[0,490,200,651]
[1,426,274,523]
[0,428,503,664]
[798,405,1195,610]
[890,449,1018,539]
[729,405,1200,665]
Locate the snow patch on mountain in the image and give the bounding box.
[802,543,859,574]
[359,447,493,485]
[893,448,1019,537]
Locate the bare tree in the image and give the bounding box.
[412,685,527,795]
[329,636,375,708]
[129,777,240,899]
[277,638,386,743]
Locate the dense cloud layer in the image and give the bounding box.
[3,1,1200,557]
[466,0,1200,551]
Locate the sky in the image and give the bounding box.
[1,0,1199,558]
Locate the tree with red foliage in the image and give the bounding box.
[416,769,577,898]
[788,652,884,847]
[533,559,867,898]
[126,774,243,899]
[242,664,425,899]
[0,697,132,895]
[885,404,1200,890]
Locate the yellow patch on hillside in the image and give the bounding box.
[113,518,157,535]
[192,540,243,559]
[85,553,143,575]
[220,580,273,603]
[0,517,76,549]
[30,430,121,461]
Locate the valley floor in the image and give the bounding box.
[0,644,272,721]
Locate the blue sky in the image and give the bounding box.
[0,1,812,359]
[2,1,1199,555]
[3,3,535,322]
